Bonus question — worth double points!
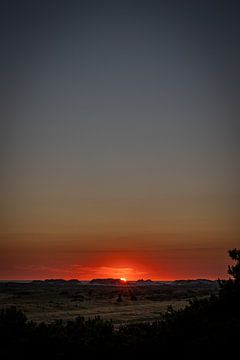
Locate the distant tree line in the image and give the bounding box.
[1,249,240,359]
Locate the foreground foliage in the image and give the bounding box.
[1,249,240,359]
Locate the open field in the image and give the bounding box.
[0,280,218,324]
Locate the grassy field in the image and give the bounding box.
[0,280,217,324]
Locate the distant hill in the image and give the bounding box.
[31,279,81,285]
[173,279,215,285]
[89,278,125,285]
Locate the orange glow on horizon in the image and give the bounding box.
[0,244,231,281]
[120,277,127,282]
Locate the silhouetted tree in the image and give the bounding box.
[228,248,240,284]
[117,293,123,302]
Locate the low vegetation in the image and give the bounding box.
[0,278,216,324]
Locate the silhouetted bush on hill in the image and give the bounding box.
[0,249,240,359]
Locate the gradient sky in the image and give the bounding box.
[1,0,240,280]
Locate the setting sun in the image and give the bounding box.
[120,277,127,282]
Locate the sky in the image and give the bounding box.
[0,0,240,280]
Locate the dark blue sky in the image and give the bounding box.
[0,0,239,279]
